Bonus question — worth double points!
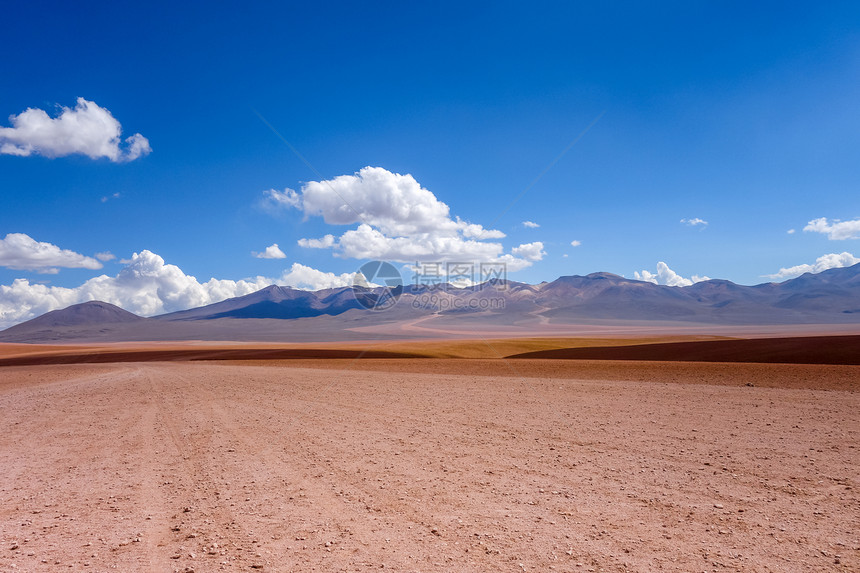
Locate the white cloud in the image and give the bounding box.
[276,166,539,271]
[511,241,546,262]
[458,221,506,239]
[0,280,83,327]
[681,217,708,227]
[0,98,150,162]
[297,234,336,249]
[252,243,287,259]
[0,233,102,273]
[0,250,269,327]
[803,217,860,240]
[279,262,357,291]
[570,240,582,247]
[101,192,121,203]
[522,221,540,228]
[261,188,301,212]
[634,262,709,287]
[335,223,505,262]
[764,252,860,280]
[787,229,796,235]
[124,134,151,161]
[95,252,116,262]
[296,166,461,236]
[0,250,365,328]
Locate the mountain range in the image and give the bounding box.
[2,264,859,343]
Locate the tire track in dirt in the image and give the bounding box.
[163,364,426,571]
[142,364,267,570]
[1,365,181,570]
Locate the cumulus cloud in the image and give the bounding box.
[511,242,546,262]
[458,222,506,240]
[764,252,860,280]
[0,98,150,162]
[0,250,268,327]
[296,167,468,236]
[522,221,540,228]
[95,252,116,262]
[570,240,582,247]
[787,229,796,235]
[0,250,363,328]
[279,262,357,291]
[252,243,287,259]
[272,166,541,272]
[334,223,504,262]
[681,217,708,228]
[634,262,709,287]
[0,233,102,274]
[803,217,860,240]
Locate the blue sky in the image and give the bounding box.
[1,1,860,324]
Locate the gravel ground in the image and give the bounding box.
[1,361,858,572]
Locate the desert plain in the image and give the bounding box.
[1,336,858,572]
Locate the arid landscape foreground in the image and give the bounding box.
[1,336,858,572]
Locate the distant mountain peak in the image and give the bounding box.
[3,300,144,332]
[585,272,624,280]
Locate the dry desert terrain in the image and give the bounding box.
[1,338,859,572]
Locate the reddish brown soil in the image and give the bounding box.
[0,348,424,367]
[1,360,858,572]
[510,335,860,365]
[240,359,860,392]
[1,334,858,368]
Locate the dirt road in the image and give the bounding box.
[1,362,858,571]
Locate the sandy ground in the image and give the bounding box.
[1,361,858,572]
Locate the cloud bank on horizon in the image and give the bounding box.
[634,250,860,285]
[634,262,710,287]
[0,98,150,162]
[764,252,860,280]
[0,250,358,329]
